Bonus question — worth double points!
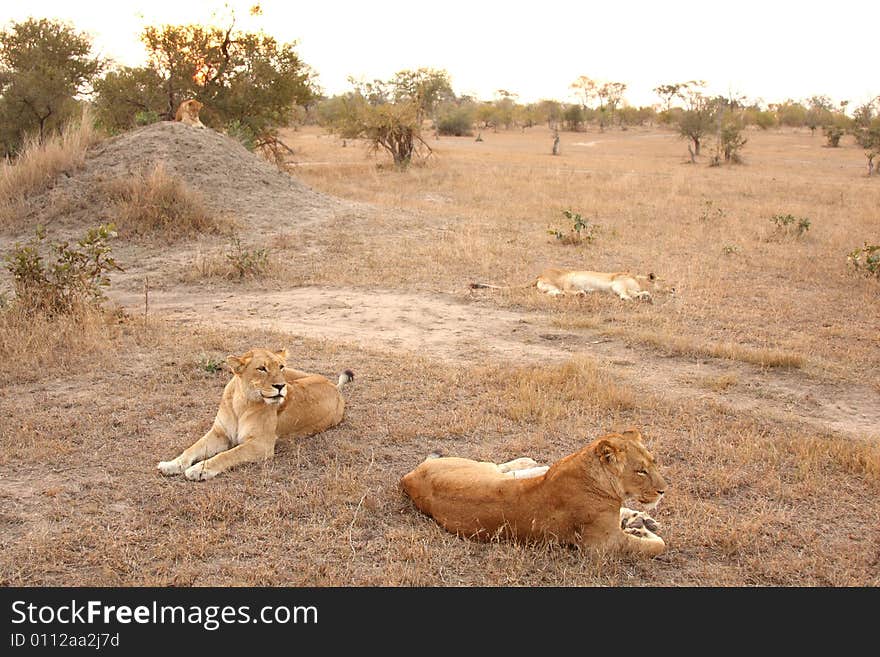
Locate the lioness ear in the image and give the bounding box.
[648,272,656,281]
[226,354,251,375]
[620,427,644,444]
[596,439,621,465]
[275,348,289,361]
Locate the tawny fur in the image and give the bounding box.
[401,429,667,557]
[174,99,205,127]
[157,348,351,481]
[471,268,674,302]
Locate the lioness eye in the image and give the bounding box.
[257,366,267,372]
[279,364,285,370]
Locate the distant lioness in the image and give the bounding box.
[471,268,675,302]
[401,429,668,557]
[174,99,205,127]
[157,348,353,481]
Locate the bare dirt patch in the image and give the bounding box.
[110,285,880,441]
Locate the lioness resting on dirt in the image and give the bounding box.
[471,268,674,302]
[174,99,205,127]
[401,428,667,557]
[157,348,353,481]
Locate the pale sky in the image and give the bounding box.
[2,0,878,109]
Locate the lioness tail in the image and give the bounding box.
[337,369,354,389]
[469,278,538,291]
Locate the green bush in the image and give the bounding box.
[847,243,880,279]
[226,235,269,279]
[548,209,598,244]
[435,106,474,136]
[823,125,845,147]
[4,224,122,314]
[770,213,811,237]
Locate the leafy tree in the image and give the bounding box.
[92,66,166,133]
[321,72,447,168]
[678,93,717,156]
[600,81,627,127]
[805,95,833,134]
[536,99,563,130]
[93,17,315,144]
[654,83,683,113]
[0,18,103,155]
[389,67,453,123]
[570,76,598,111]
[435,99,475,136]
[563,104,585,132]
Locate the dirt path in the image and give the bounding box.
[110,286,880,440]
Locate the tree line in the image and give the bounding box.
[1,16,878,170]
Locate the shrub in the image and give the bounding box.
[847,243,880,279]
[719,121,748,163]
[823,125,845,147]
[770,213,811,238]
[435,106,474,136]
[104,162,218,239]
[4,224,122,314]
[226,235,269,279]
[548,209,598,244]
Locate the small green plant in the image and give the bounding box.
[770,213,811,237]
[847,243,880,279]
[4,224,123,314]
[198,355,224,373]
[699,199,725,222]
[226,235,269,279]
[548,209,598,244]
[722,244,740,255]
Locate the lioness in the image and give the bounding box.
[401,429,667,557]
[157,348,353,481]
[174,99,205,127]
[471,268,674,302]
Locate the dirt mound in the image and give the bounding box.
[20,121,349,234]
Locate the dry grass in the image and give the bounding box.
[279,125,879,382]
[104,162,223,240]
[0,318,877,586]
[0,109,102,230]
[181,236,279,282]
[486,356,636,423]
[0,303,119,385]
[1,122,879,587]
[605,327,807,369]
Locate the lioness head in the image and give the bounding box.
[182,99,202,116]
[595,428,666,509]
[226,348,289,405]
[641,272,676,297]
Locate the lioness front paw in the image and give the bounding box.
[184,463,217,481]
[620,508,660,533]
[157,459,184,476]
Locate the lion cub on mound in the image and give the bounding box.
[401,429,667,557]
[174,99,205,127]
[157,348,353,481]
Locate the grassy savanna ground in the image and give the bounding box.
[0,121,878,586]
